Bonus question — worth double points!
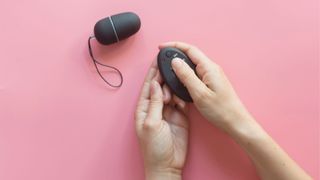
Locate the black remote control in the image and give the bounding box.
[157,47,196,102]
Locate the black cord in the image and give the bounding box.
[88,36,123,88]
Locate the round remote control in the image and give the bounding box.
[157,47,196,102]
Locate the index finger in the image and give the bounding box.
[159,41,212,66]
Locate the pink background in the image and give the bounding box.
[0,0,318,179]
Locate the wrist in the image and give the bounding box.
[226,114,268,145]
[217,105,255,135]
[145,168,182,180]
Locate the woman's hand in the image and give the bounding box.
[159,41,253,134]
[135,60,189,180]
[158,41,312,180]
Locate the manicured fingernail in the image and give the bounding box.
[171,58,183,70]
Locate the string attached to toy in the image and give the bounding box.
[88,36,123,88]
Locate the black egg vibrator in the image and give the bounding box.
[94,12,141,45]
[88,12,141,87]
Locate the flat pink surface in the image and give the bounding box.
[0,0,318,179]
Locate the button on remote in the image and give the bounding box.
[165,51,173,58]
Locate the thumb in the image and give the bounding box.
[172,58,211,101]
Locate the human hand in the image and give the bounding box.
[159,42,254,134]
[135,60,189,180]
[147,42,312,180]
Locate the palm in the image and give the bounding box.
[148,105,189,170]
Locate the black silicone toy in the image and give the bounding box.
[88,12,141,87]
[94,12,141,45]
[157,47,196,102]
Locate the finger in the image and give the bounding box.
[173,95,188,115]
[144,81,163,128]
[152,70,163,84]
[159,42,219,88]
[171,58,213,101]
[153,70,170,104]
[159,41,212,70]
[162,84,172,104]
[145,60,158,81]
[160,41,220,90]
[136,60,158,131]
[153,70,171,104]
[138,60,158,100]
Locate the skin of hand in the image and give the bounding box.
[158,41,312,180]
[135,60,189,180]
[159,42,250,133]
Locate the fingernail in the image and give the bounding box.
[171,58,183,70]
